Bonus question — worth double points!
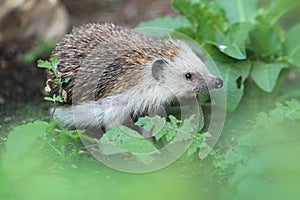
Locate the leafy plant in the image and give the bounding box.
[41,119,84,160]
[37,56,70,119]
[211,99,300,176]
[137,0,300,111]
[98,115,211,163]
[218,101,300,199]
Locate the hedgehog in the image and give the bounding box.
[46,23,223,132]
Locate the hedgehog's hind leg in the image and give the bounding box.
[52,102,106,134]
[52,106,76,128]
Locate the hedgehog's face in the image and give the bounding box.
[179,70,223,94]
[151,47,223,98]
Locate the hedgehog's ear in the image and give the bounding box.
[152,58,168,81]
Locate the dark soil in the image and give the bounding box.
[0,39,47,111]
[0,0,175,117]
[61,0,175,27]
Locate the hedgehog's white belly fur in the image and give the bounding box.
[53,99,129,129]
[53,82,172,130]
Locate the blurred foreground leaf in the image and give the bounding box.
[4,121,48,162]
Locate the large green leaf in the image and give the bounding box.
[216,0,258,24]
[135,17,191,30]
[4,121,49,162]
[216,60,251,112]
[251,62,288,92]
[173,0,228,43]
[248,23,285,59]
[215,22,252,60]
[99,126,158,154]
[285,23,300,68]
[255,0,300,25]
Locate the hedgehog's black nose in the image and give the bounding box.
[214,77,223,89]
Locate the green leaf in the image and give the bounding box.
[37,59,51,69]
[99,126,158,154]
[251,62,288,92]
[169,115,182,125]
[216,0,258,24]
[215,22,252,59]
[248,23,285,59]
[45,119,59,133]
[63,77,71,83]
[135,17,191,30]
[255,0,300,25]
[187,132,211,156]
[53,95,64,103]
[136,115,184,142]
[51,56,58,69]
[4,121,49,162]
[44,96,54,102]
[285,23,300,67]
[175,115,197,142]
[173,0,228,43]
[135,115,166,137]
[216,60,251,112]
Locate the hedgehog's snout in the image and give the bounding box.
[207,77,223,90]
[212,77,223,89]
[191,75,223,94]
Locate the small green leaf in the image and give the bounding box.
[37,59,51,69]
[136,115,168,141]
[135,116,153,131]
[45,119,59,133]
[51,56,59,69]
[216,0,258,24]
[4,121,49,162]
[53,95,64,103]
[169,115,182,125]
[251,62,288,92]
[215,60,251,111]
[165,128,178,142]
[285,23,300,67]
[187,132,211,156]
[63,77,71,83]
[44,97,54,102]
[175,115,197,142]
[135,115,166,136]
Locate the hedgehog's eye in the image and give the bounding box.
[185,73,192,80]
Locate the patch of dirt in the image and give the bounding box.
[0,0,175,116]
[0,39,46,111]
[61,0,176,27]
